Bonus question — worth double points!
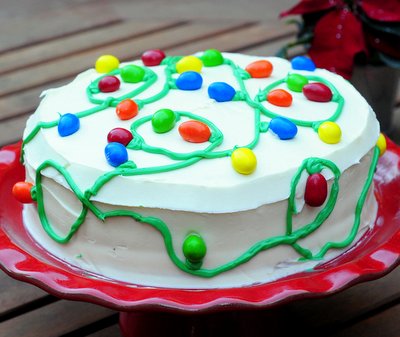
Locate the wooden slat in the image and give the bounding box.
[0,20,253,98]
[284,267,400,333]
[0,79,73,123]
[0,272,48,317]
[0,114,29,146]
[0,3,122,54]
[0,4,119,52]
[0,300,115,337]
[86,324,121,337]
[0,20,185,75]
[168,20,296,56]
[237,35,295,57]
[0,20,294,125]
[333,305,400,337]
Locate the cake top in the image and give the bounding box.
[22,50,379,213]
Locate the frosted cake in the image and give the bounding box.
[13,49,384,288]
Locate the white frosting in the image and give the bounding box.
[23,150,378,288]
[21,52,381,288]
[23,53,379,213]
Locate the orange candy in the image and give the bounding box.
[245,60,273,78]
[12,182,34,203]
[179,120,211,143]
[267,89,293,107]
[116,99,139,120]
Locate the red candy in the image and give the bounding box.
[302,82,333,102]
[179,120,211,143]
[98,76,121,93]
[141,49,166,66]
[116,99,139,120]
[107,128,133,146]
[267,89,292,107]
[304,173,328,207]
[12,182,34,203]
[245,60,273,78]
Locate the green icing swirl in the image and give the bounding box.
[22,53,378,278]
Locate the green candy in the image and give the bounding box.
[182,233,207,267]
[152,109,176,133]
[120,65,145,83]
[287,73,309,92]
[201,49,224,67]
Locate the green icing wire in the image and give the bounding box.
[22,53,378,277]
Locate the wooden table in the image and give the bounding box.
[1,2,400,336]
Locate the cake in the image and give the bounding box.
[13,49,384,289]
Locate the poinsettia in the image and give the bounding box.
[279,0,400,79]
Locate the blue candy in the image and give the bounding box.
[208,82,236,102]
[58,113,80,137]
[105,142,128,167]
[176,71,203,90]
[269,117,298,140]
[291,56,316,71]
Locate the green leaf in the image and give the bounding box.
[285,18,304,31]
[359,11,400,37]
[378,52,400,68]
[275,46,289,58]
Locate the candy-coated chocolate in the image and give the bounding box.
[245,60,273,78]
[291,56,316,71]
[176,71,203,91]
[58,113,80,137]
[318,121,341,144]
[141,49,166,66]
[201,49,224,67]
[182,233,207,263]
[287,73,309,92]
[269,117,298,140]
[377,133,387,156]
[176,56,203,74]
[267,89,293,107]
[304,173,328,207]
[179,120,211,143]
[105,142,128,167]
[152,109,176,133]
[231,148,257,175]
[303,82,333,102]
[12,181,34,203]
[120,65,145,83]
[95,55,120,73]
[208,82,236,102]
[116,99,139,120]
[107,128,133,146]
[98,76,121,93]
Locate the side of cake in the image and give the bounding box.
[14,50,383,288]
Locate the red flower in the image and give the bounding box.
[360,0,400,22]
[308,8,367,79]
[280,0,341,17]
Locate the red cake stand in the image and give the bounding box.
[1,139,400,337]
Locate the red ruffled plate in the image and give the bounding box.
[0,140,399,313]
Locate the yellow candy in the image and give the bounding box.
[377,133,386,156]
[95,55,120,73]
[318,121,341,144]
[176,56,203,74]
[231,148,257,175]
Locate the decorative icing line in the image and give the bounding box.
[30,146,379,277]
[20,51,371,278]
